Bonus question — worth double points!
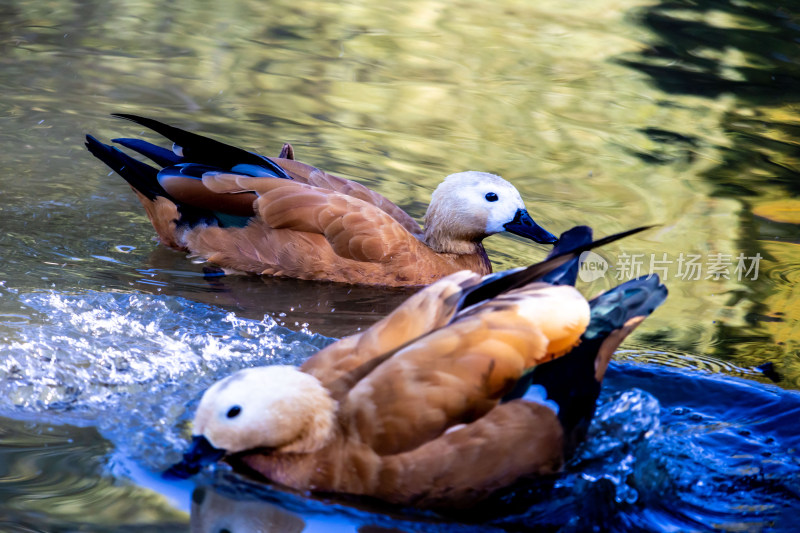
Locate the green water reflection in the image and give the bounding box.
[0,416,186,531]
[1,0,799,529]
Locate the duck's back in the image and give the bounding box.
[265,157,424,238]
[183,176,492,286]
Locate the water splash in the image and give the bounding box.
[0,290,334,470]
[1,288,799,531]
[470,369,800,532]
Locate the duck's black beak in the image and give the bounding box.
[504,209,558,244]
[163,435,227,480]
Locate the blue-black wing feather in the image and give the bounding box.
[111,113,292,180]
[454,225,652,315]
[540,225,593,286]
[112,138,182,167]
[85,134,215,227]
[503,275,668,456]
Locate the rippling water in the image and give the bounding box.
[186,370,800,533]
[1,290,332,463]
[1,0,799,530]
[0,289,798,531]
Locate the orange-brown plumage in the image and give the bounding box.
[85,115,558,286]
[338,308,556,456]
[169,227,667,508]
[300,270,481,397]
[264,157,424,238]
[131,192,186,251]
[236,399,563,509]
[210,277,580,507]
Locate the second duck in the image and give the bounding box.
[86,114,557,287]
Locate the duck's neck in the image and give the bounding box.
[279,389,339,455]
[279,419,336,454]
[423,228,492,275]
[423,209,488,255]
[424,230,485,255]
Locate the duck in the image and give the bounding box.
[85,114,558,287]
[165,225,667,509]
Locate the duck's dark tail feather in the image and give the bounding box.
[86,134,216,230]
[85,134,169,201]
[540,225,593,286]
[111,113,292,180]
[455,225,652,314]
[504,275,668,457]
[111,137,183,168]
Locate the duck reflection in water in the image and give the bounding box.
[131,246,416,338]
[191,485,305,533]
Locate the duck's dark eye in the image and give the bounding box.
[485,192,498,202]
[226,406,242,419]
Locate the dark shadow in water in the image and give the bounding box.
[131,247,417,339]
[616,0,800,377]
[618,0,800,198]
[618,1,800,103]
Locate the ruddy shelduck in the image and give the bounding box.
[166,226,667,508]
[85,114,557,287]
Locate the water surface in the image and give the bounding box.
[1,0,799,530]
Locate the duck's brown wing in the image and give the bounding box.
[340,284,589,456]
[375,399,564,508]
[267,158,423,238]
[201,159,424,238]
[301,271,483,398]
[203,174,423,263]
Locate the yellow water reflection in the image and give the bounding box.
[3,0,798,374]
[2,0,800,529]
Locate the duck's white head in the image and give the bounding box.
[166,366,337,479]
[423,172,557,254]
[194,365,335,454]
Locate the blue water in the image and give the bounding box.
[1,0,800,529]
[0,290,797,531]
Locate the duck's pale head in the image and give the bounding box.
[165,365,338,479]
[193,365,337,455]
[423,172,557,254]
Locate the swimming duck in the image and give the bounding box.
[166,226,667,509]
[85,114,557,287]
